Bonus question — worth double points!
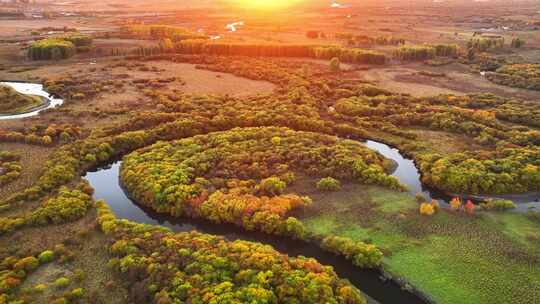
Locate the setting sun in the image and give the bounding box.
[230,0,304,10]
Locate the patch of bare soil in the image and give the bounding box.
[18,230,129,303]
[287,176,378,222]
[115,60,276,96]
[360,66,462,97]
[0,143,54,200]
[409,128,487,154]
[361,62,540,100]
[0,209,97,259]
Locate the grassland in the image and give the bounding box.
[297,180,540,304]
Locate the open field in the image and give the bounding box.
[0,0,539,303]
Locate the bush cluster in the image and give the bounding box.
[28,187,92,226]
[485,64,540,91]
[0,124,82,146]
[467,37,504,51]
[321,236,383,268]
[317,177,342,191]
[120,127,402,237]
[480,199,516,211]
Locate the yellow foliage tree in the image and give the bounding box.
[450,197,462,211]
[419,203,435,216]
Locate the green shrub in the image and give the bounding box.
[317,177,341,191]
[480,199,516,211]
[38,250,55,263]
[67,287,84,299]
[54,277,70,288]
[34,284,47,293]
[83,154,97,162]
[259,177,286,196]
[28,187,92,225]
[321,236,383,268]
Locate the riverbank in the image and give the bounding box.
[84,161,429,304]
[84,136,540,304]
[364,138,540,211]
[0,82,63,120]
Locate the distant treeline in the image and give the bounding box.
[121,25,207,41]
[335,33,405,46]
[133,39,388,65]
[467,37,504,51]
[393,44,459,61]
[312,46,387,65]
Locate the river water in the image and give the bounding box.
[83,138,539,303]
[0,82,63,120]
[365,140,540,212]
[84,161,427,304]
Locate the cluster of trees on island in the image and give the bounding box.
[119,127,392,266]
[96,55,539,196]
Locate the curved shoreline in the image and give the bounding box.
[0,95,50,116]
[84,161,431,304]
[0,82,63,120]
[82,136,537,304]
[363,138,540,210]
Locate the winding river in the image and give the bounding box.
[83,139,539,304]
[365,140,540,212]
[0,82,63,120]
[84,161,427,304]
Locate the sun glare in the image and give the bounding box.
[232,0,304,10]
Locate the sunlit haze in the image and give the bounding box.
[0,0,539,303]
[229,0,305,10]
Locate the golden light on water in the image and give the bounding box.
[231,0,304,10]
